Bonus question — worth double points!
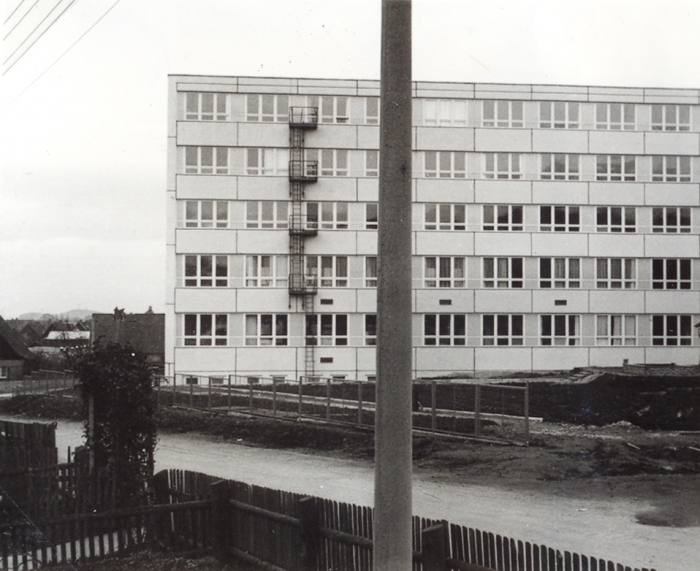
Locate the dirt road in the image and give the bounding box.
[41,418,698,571]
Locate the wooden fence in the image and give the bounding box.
[0,467,658,571]
[0,420,58,474]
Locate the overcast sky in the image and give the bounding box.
[1,0,699,319]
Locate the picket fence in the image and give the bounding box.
[1,468,658,571]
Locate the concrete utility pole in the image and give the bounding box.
[374,1,412,570]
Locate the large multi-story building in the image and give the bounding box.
[166,75,700,381]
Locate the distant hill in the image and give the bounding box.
[18,309,101,321]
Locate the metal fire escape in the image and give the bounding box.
[288,107,318,379]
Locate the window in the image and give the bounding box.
[246,148,289,175]
[183,314,228,346]
[424,151,466,178]
[596,259,636,289]
[425,204,466,231]
[0,367,8,379]
[184,255,228,287]
[652,259,691,290]
[246,94,289,122]
[306,314,348,345]
[595,103,635,130]
[424,257,465,288]
[540,315,580,346]
[308,96,349,124]
[540,258,580,288]
[652,315,692,346]
[305,149,348,176]
[652,156,691,182]
[365,257,377,287]
[483,205,523,231]
[306,256,348,287]
[482,100,523,128]
[424,314,466,345]
[539,102,579,129]
[482,315,524,346]
[184,201,229,228]
[651,105,690,131]
[185,92,228,121]
[424,99,467,126]
[246,201,289,229]
[596,207,636,233]
[596,155,636,181]
[365,203,378,229]
[245,255,288,287]
[540,206,580,232]
[365,150,379,177]
[245,314,288,345]
[185,146,230,174]
[540,154,580,180]
[484,153,521,179]
[483,258,523,288]
[305,202,348,229]
[596,315,636,346]
[652,207,691,233]
[365,314,377,345]
[365,97,379,125]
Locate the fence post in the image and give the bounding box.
[524,382,530,445]
[152,471,171,546]
[298,496,319,571]
[272,378,278,417]
[298,377,303,417]
[189,379,194,408]
[326,379,331,421]
[431,381,437,431]
[227,375,232,413]
[357,381,363,425]
[173,374,177,407]
[474,384,481,438]
[422,521,449,571]
[211,480,232,561]
[208,376,212,410]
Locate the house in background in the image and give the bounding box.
[0,315,38,379]
[92,308,165,373]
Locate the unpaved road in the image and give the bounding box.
[38,418,698,571]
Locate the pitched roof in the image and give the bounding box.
[0,315,38,361]
[92,313,164,356]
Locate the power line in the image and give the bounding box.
[1,0,123,115]
[4,0,79,72]
[4,0,28,25]
[3,0,41,40]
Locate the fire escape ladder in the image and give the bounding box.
[288,107,318,381]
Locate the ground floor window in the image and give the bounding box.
[482,315,524,346]
[245,314,288,346]
[183,314,228,346]
[540,315,580,346]
[596,315,636,346]
[305,314,348,346]
[652,315,692,346]
[424,314,466,346]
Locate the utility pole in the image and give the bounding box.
[374,1,412,570]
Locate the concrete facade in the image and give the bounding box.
[166,76,700,381]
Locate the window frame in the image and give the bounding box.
[185,146,230,175]
[365,257,377,287]
[245,314,289,346]
[183,314,228,346]
[423,99,468,127]
[184,200,229,229]
[482,314,524,346]
[424,314,466,346]
[306,314,349,346]
[183,255,229,288]
[245,148,289,176]
[365,97,379,125]
[364,314,377,345]
[540,315,580,346]
[652,315,693,346]
[596,155,636,182]
[596,206,636,233]
[595,103,636,130]
[652,207,691,233]
[539,101,580,129]
[482,100,523,128]
[424,151,466,178]
[424,257,466,288]
[424,204,466,231]
[483,153,522,180]
[539,206,580,232]
[652,156,691,182]
[483,205,523,232]
[245,255,289,288]
[540,154,580,180]
[365,150,379,177]
[539,258,581,289]
[596,315,637,346]
[483,257,524,288]
[306,256,349,288]
[308,96,350,124]
[595,258,636,289]
[185,92,228,121]
[245,94,289,122]
[651,259,691,290]
[365,203,378,230]
[246,201,289,229]
[651,104,690,132]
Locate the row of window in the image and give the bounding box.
[181,313,695,347]
[184,92,693,131]
[182,254,693,290]
[183,147,694,182]
[183,200,693,234]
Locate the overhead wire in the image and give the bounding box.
[3,0,41,40]
[4,0,28,25]
[1,0,123,115]
[4,0,79,72]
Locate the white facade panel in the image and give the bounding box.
[588,131,644,155]
[532,130,588,153]
[415,179,475,204]
[644,234,699,257]
[645,184,700,206]
[644,347,699,365]
[475,348,532,371]
[415,290,475,313]
[644,291,700,314]
[588,234,645,257]
[531,182,589,205]
[175,288,238,313]
[235,289,292,313]
[532,291,590,314]
[589,183,645,206]
[531,233,588,256]
[474,129,532,153]
[178,121,239,147]
[237,176,288,200]
[474,233,530,256]
[175,347,239,374]
[415,231,474,256]
[532,348,590,370]
[415,347,473,376]
[416,127,473,151]
[473,290,532,313]
[177,175,238,200]
[175,230,237,254]
[644,132,699,156]
[474,181,532,204]
[589,291,645,314]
